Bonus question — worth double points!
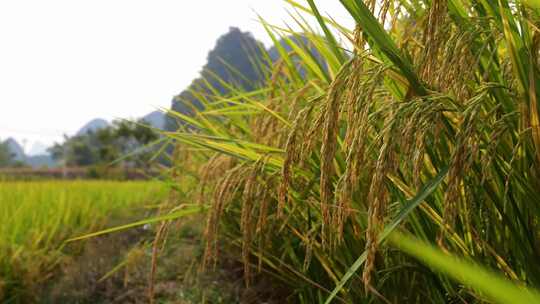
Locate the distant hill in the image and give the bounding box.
[166,27,265,131]
[141,111,165,130]
[4,138,25,162]
[165,30,326,132]
[76,118,109,136]
[1,138,57,168]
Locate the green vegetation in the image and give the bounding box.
[49,119,161,169]
[0,181,167,302]
[0,140,13,167]
[163,0,540,303]
[0,139,27,168]
[388,231,540,304]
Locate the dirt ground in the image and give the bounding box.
[37,216,288,304]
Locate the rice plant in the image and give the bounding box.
[164,0,540,302]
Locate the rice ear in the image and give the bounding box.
[319,62,352,246]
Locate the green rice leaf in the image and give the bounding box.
[65,206,205,243]
[389,231,540,304]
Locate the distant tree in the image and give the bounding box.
[48,119,159,168]
[49,136,68,163]
[49,134,96,166]
[98,119,159,167]
[0,140,14,167]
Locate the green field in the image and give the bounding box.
[0,181,168,302]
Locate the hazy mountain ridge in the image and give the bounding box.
[165,29,324,131]
[1,137,57,168]
[167,27,265,131]
[4,138,25,161]
[141,111,165,130]
[76,118,110,136]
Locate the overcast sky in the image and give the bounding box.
[0,0,352,151]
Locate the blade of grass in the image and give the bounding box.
[65,206,205,243]
[389,231,540,304]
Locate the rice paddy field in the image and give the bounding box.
[0,181,168,303]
